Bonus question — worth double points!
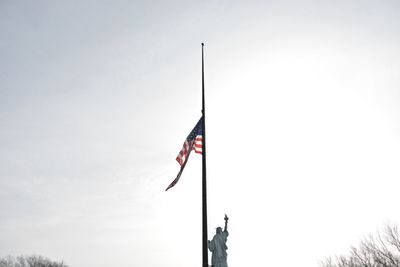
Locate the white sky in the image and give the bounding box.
[1,1,400,267]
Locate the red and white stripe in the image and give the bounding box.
[176,135,203,166]
[194,136,203,154]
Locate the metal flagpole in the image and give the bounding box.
[201,43,209,267]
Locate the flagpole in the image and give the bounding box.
[201,43,209,267]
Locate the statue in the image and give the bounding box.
[208,214,229,267]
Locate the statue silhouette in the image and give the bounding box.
[208,215,229,267]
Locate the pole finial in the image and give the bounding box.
[201,43,204,46]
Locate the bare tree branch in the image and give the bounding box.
[0,255,68,267]
[320,224,400,267]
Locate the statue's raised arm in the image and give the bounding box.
[224,214,229,232]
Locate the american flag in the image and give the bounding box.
[166,117,203,191]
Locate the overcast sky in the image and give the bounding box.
[1,1,400,267]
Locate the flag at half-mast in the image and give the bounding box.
[166,117,203,191]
